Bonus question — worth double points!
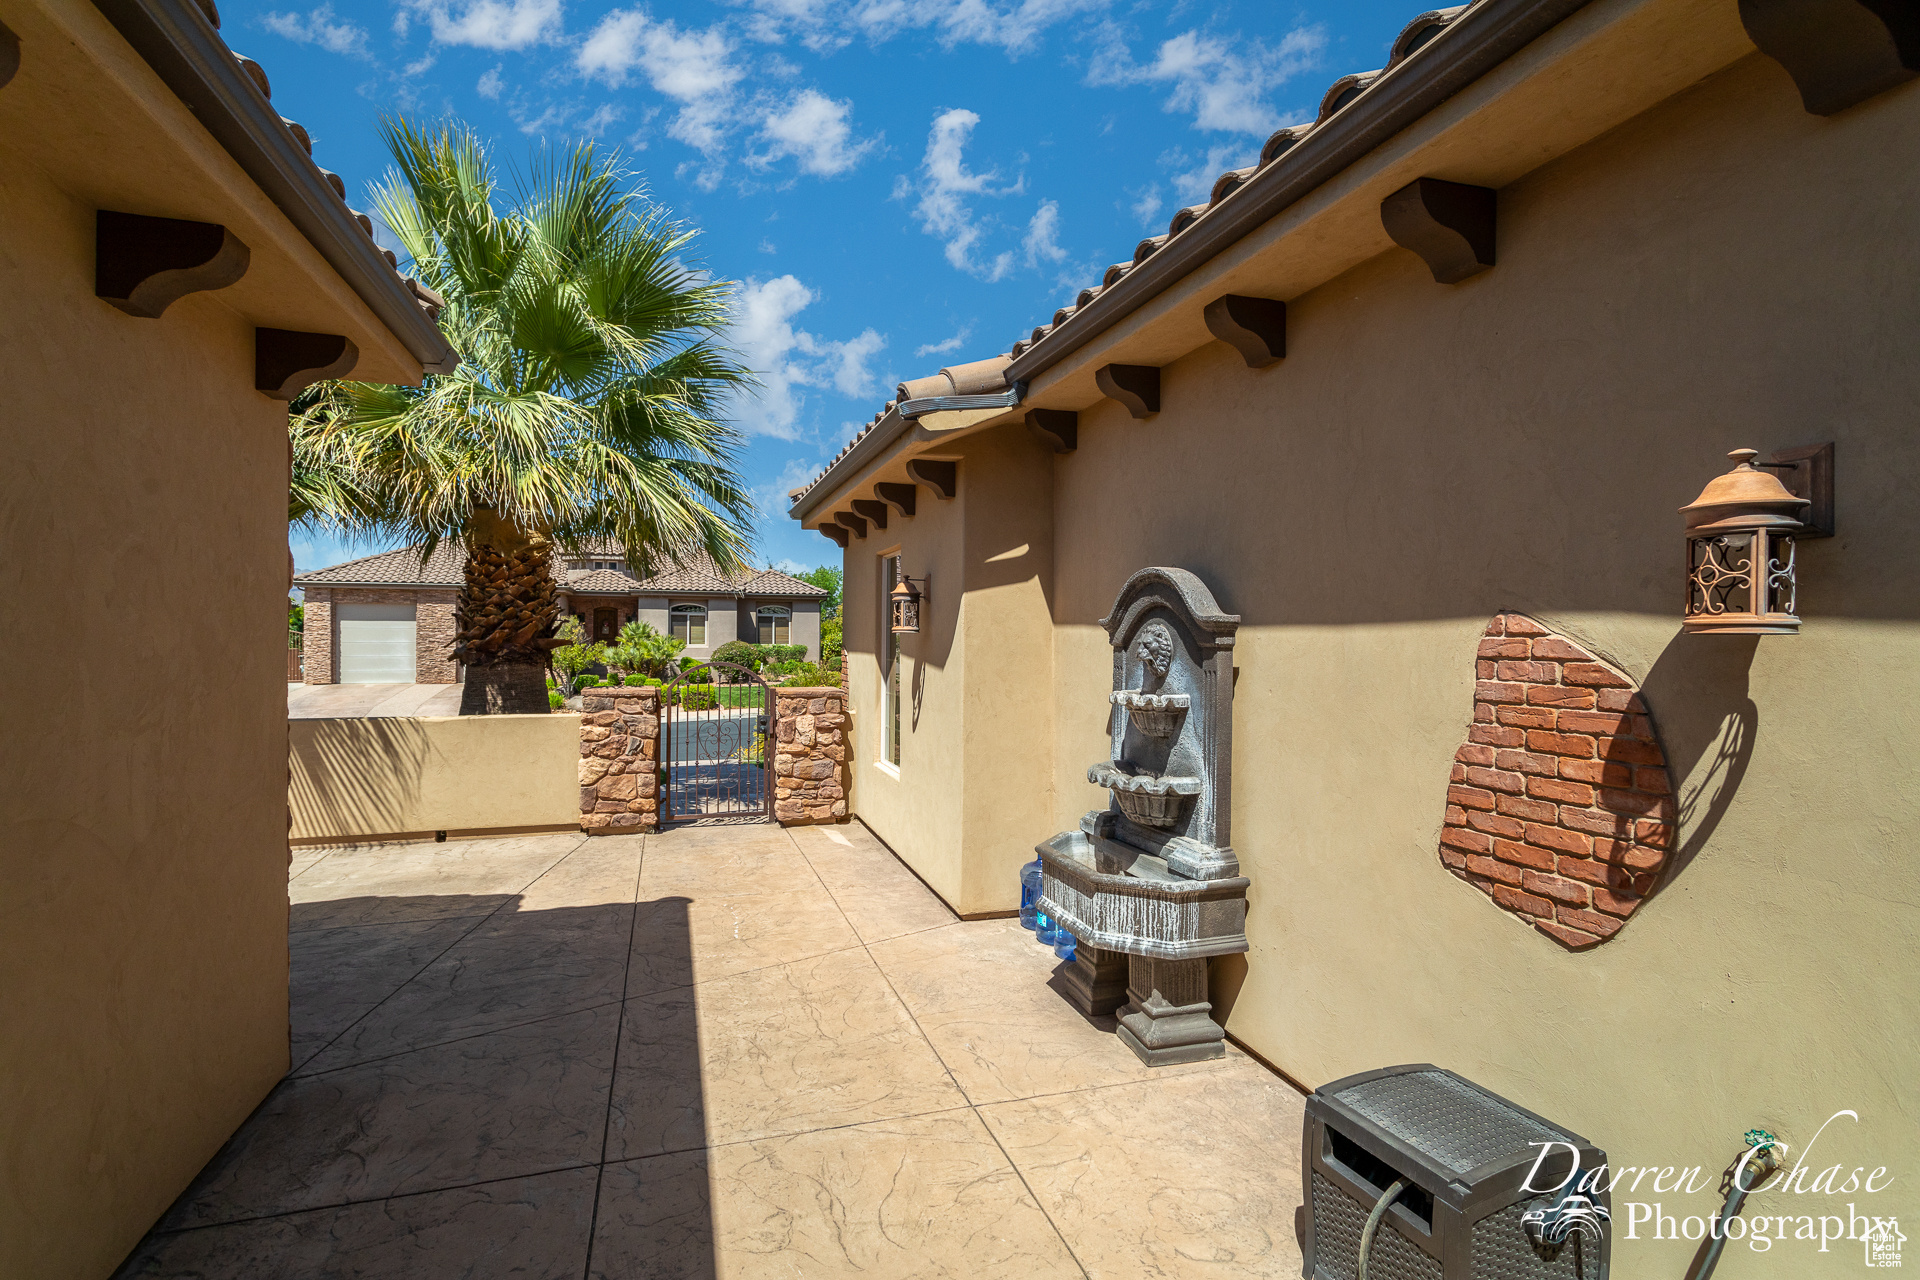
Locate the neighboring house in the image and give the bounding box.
[789,5,1918,1280]
[0,0,453,1272]
[294,544,827,683]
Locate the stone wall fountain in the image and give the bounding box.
[1038,567,1249,1065]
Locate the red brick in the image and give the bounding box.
[1598,737,1663,765]
[1524,823,1592,857]
[1466,854,1524,887]
[1495,748,1558,777]
[1483,617,1507,637]
[1492,884,1555,919]
[1439,847,1469,871]
[1522,871,1589,907]
[1496,794,1559,823]
[1535,919,1603,950]
[1598,788,1670,816]
[1448,784,1495,812]
[1526,685,1595,709]
[1465,766,1525,795]
[1474,702,1496,723]
[1450,763,1467,783]
[1503,615,1551,636]
[1636,820,1674,848]
[1527,730,1596,758]
[1591,888,1643,917]
[1469,724,1526,748]
[1477,660,1497,679]
[1441,825,1492,855]
[1555,904,1624,938]
[1466,810,1526,840]
[1557,710,1630,736]
[1563,662,1631,688]
[1558,806,1633,838]
[1559,759,1634,787]
[1596,688,1649,713]
[1493,838,1556,871]
[1529,637,1589,661]
[1634,767,1672,794]
[1527,776,1594,805]
[1590,837,1636,863]
[1444,804,1469,826]
[1476,680,1525,705]
[1622,843,1667,871]
[1478,638,1531,659]
[1497,660,1560,683]
[1455,742,1496,767]
[1556,856,1634,889]
[1497,705,1557,728]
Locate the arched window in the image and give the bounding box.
[756,605,791,645]
[670,603,707,647]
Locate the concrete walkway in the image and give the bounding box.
[117,822,1305,1278]
[289,682,465,718]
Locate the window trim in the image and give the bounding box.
[755,604,792,646]
[670,602,708,647]
[879,550,903,768]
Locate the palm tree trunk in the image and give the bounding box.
[454,509,560,715]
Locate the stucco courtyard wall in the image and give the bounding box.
[0,166,293,1274]
[290,714,583,842]
[1038,53,1917,1275]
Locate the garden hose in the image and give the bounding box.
[1356,1177,1410,1280]
[1695,1134,1784,1280]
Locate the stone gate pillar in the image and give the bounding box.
[774,686,849,825]
[579,685,660,834]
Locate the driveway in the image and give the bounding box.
[288,682,465,718]
[117,821,1306,1278]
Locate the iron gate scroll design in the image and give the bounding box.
[662,661,774,821]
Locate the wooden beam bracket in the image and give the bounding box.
[850,499,890,531]
[1095,364,1160,419]
[817,523,850,549]
[1025,409,1078,453]
[1739,0,1920,115]
[874,482,918,517]
[833,511,869,539]
[1380,178,1496,284]
[256,328,357,400]
[96,210,250,318]
[1203,295,1287,368]
[905,459,958,500]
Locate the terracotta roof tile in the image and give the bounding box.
[294,543,464,587]
[296,543,828,598]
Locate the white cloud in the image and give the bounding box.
[260,3,370,55]
[733,276,889,438]
[1023,199,1066,267]
[400,0,561,48]
[1163,142,1258,205]
[1129,182,1163,230]
[902,107,1023,279]
[738,0,1108,57]
[914,326,971,357]
[579,11,745,157]
[477,65,504,97]
[753,90,877,177]
[1088,23,1325,134]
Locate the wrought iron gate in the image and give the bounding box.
[662,661,774,821]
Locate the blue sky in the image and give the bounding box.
[257,0,1421,580]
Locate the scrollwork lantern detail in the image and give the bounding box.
[890,574,926,634]
[1680,448,1811,635]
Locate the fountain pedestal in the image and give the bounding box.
[1037,568,1247,1065]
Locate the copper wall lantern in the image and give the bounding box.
[890,575,926,634]
[1680,449,1812,635]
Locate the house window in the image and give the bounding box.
[882,555,901,767]
[671,603,707,647]
[756,606,790,645]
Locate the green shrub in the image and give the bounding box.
[711,640,760,673]
[674,683,717,710]
[780,663,834,687]
[769,643,807,664]
[821,617,842,667]
[548,690,565,710]
[577,675,602,690]
[624,674,647,686]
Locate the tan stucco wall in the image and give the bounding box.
[0,159,293,1278]
[841,50,1919,1275]
[289,714,584,841]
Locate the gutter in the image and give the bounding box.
[89,0,461,375]
[1003,0,1595,387]
[896,382,1026,420]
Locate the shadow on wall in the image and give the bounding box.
[116,890,721,1275]
[287,718,433,840]
[1639,633,1760,892]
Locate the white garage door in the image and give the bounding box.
[337,603,417,683]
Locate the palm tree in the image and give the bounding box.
[295,120,756,713]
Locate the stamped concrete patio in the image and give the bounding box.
[117,821,1305,1278]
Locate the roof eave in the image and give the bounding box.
[790,407,911,523]
[89,0,459,376]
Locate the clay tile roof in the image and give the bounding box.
[297,542,828,598]
[294,543,465,587]
[790,2,1474,512]
[566,567,646,593]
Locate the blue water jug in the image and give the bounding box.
[1052,931,1077,962]
[1019,859,1042,930]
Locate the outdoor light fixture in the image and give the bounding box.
[890,574,926,634]
[1681,448,1812,635]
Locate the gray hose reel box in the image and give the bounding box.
[1303,1064,1611,1280]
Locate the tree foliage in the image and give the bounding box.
[797,566,842,620]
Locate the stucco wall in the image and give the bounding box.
[289,714,583,841]
[0,159,292,1277]
[1038,54,1917,1275]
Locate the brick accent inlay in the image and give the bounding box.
[1441,614,1673,950]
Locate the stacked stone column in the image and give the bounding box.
[773,686,849,825]
[578,685,660,834]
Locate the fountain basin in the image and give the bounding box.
[1110,690,1190,738]
[1088,762,1200,829]
[1036,830,1249,959]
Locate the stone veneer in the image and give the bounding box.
[578,685,661,834]
[773,686,849,825]
[299,586,458,684]
[1439,613,1674,950]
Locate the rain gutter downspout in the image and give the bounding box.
[1002,0,1597,389]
